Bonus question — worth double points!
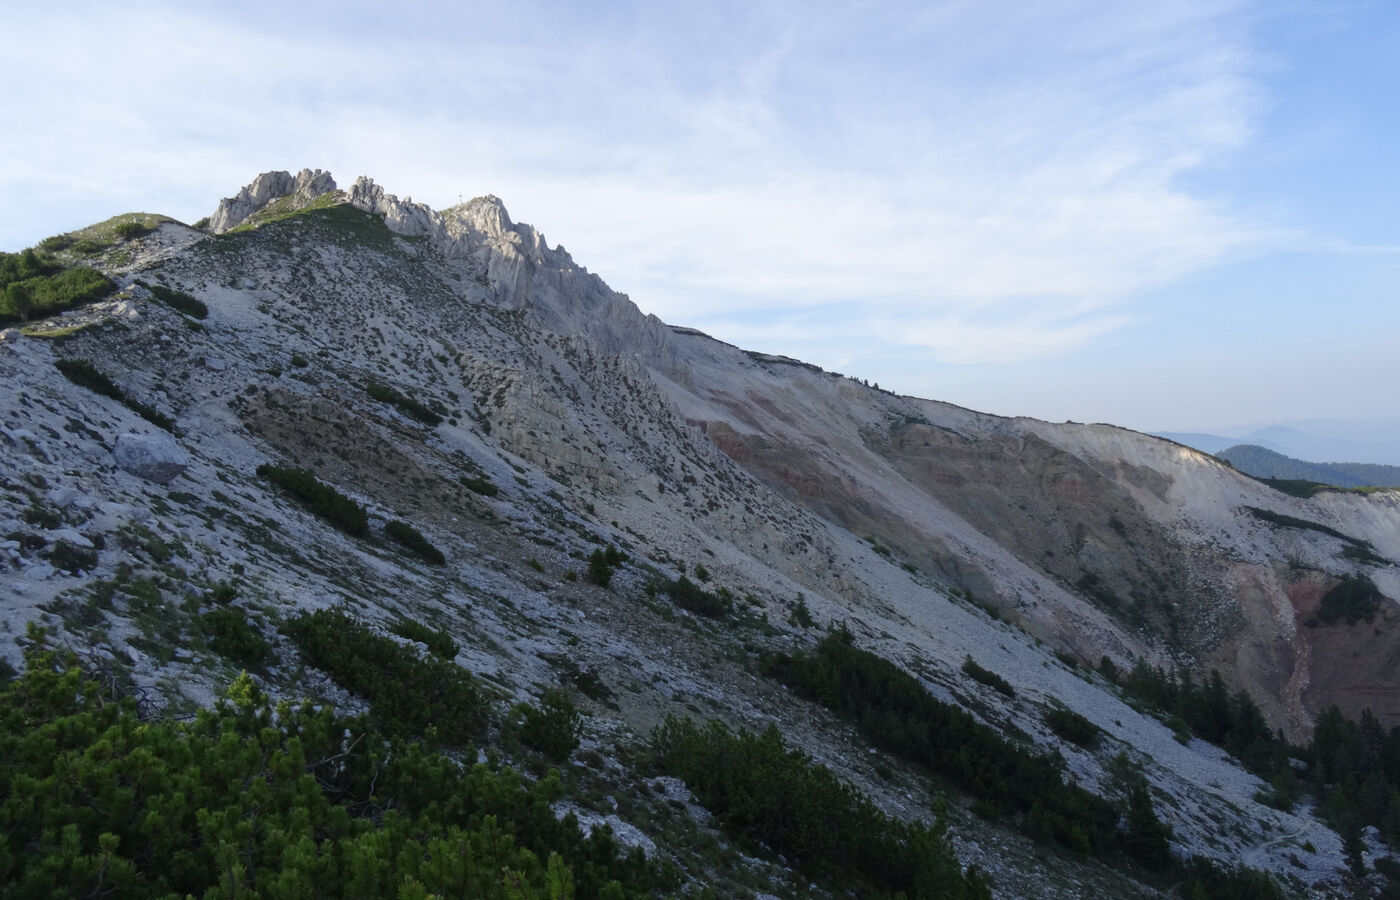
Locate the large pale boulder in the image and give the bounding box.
[113,432,189,484]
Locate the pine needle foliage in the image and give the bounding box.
[0,636,658,898]
[650,716,991,899]
[256,463,368,537]
[283,608,482,745]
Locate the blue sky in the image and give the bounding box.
[3,1,1398,437]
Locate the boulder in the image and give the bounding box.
[114,432,190,484]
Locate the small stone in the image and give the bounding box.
[23,563,55,581]
[45,486,79,508]
[48,528,93,549]
[205,357,227,372]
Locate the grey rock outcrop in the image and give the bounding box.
[208,168,338,233]
[113,432,190,484]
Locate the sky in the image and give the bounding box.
[3,0,1398,439]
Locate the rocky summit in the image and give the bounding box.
[3,169,1399,898]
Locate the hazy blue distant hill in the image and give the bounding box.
[1155,431,1280,455]
[1218,444,1400,488]
[1156,419,1400,467]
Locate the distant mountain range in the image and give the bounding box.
[1215,444,1400,489]
[1155,420,1400,467]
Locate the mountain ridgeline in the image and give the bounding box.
[3,168,1400,897]
[1218,443,1400,490]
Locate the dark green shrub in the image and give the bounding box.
[962,656,1015,698]
[284,609,482,744]
[44,540,99,575]
[1180,857,1285,900]
[367,379,442,426]
[651,716,990,898]
[0,640,660,898]
[1044,706,1100,748]
[657,575,729,617]
[55,357,123,399]
[390,617,459,660]
[1122,783,1173,870]
[113,221,153,240]
[789,595,815,628]
[140,281,208,318]
[586,545,626,588]
[764,630,1119,856]
[201,607,272,669]
[1,255,115,322]
[518,688,581,762]
[1315,574,1382,625]
[54,358,175,431]
[23,502,62,529]
[386,519,446,565]
[460,474,499,496]
[35,234,73,252]
[256,463,368,537]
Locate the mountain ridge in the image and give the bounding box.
[4,169,1400,896]
[1219,443,1400,489]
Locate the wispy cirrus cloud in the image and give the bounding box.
[2,0,1284,368]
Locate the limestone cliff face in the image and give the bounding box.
[208,168,338,232]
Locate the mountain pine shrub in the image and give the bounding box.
[256,463,368,537]
[386,519,446,565]
[283,608,482,744]
[650,716,991,898]
[0,636,659,898]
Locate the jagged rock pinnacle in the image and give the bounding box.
[208,168,337,232]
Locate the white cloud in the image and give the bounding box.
[3,0,1286,367]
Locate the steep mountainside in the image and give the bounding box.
[4,169,1400,897]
